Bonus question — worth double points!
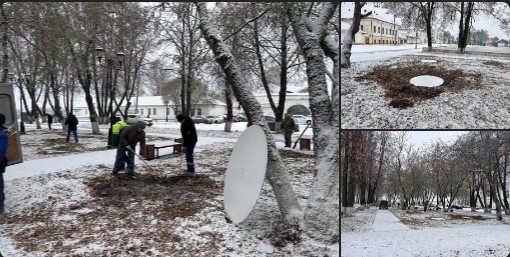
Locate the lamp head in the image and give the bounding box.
[95,46,105,62]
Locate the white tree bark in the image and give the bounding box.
[340,26,353,68]
[195,2,302,221]
[286,2,339,242]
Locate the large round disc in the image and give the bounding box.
[410,75,444,87]
[223,125,268,224]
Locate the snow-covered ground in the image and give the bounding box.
[342,44,441,62]
[341,206,510,257]
[0,121,338,256]
[341,49,510,129]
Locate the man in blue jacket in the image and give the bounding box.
[0,113,8,215]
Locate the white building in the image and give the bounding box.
[73,92,311,122]
[73,96,227,122]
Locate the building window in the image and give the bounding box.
[386,28,388,34]
[360,25,363,31]
[198,108,202,115]
[373,26,376,32]
[390,29,392,35]
[140,109,144,115]
[153,108,157,115]
[148,108,151,116]
[378,27,380,33]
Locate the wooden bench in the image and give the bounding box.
[154,139,183,159]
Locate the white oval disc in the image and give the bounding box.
[224,125,268,224]
[410,75,444,87]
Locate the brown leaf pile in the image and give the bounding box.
[1,168,223,255]
[356,57,483,109]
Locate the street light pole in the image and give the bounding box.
[416,30,418,49]
[7,73,26,134]
[96,46,125,149]
[393,15,396,45]
[164,99,169,122]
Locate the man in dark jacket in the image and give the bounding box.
[281,113,296,147]
[65,112,79,143]
[113,120,146,179]
[176,114,197,173]
[47,113,53,130]
[0,113,8,214]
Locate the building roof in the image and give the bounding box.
[342,14,400,26]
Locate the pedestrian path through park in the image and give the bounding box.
[342,209,510,256]
[372,209,409,232]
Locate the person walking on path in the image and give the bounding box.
[47,114,53,130]
[0,113,9,215]
[65,112,79,143]
[112,120,146,179]
[281,113,296,147]
[176,114,197,173]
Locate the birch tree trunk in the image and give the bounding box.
[195,3,302,222]
[286,2,339,242]
[340,2,368,69]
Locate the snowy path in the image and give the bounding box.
[372,210,409,232]
[5,135,237,182]
[341,210,510,257]
[4,149,117,181]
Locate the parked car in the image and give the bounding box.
[222,115,239,122]
[206,115,223,124]
[305,115,312,125]
[234,114,247,122]
[191,115,212,124]
[264,116,299,132]
[126,114,153,127]
[451,204,463,210]
[379,200,389,210]
[292,115,308,125]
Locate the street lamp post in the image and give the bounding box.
[7,73,27,134]
[415,30,418,49]
[163,99,169,122]
[95,46,125,149]
[393,15,396,45]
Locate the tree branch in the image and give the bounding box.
[223,8,270,42]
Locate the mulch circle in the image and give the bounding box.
[355,58,483,109]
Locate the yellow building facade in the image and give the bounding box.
[343,16,407,45]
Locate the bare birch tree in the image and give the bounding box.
[196,2,339,242]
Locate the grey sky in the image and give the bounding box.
[407,131,466,148]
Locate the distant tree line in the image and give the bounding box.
[341,131,510,221]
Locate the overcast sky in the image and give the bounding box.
[407,131,466,148]
[341,2,509,39]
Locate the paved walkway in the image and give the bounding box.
[372,210,409,232]
[341,209,510,257]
